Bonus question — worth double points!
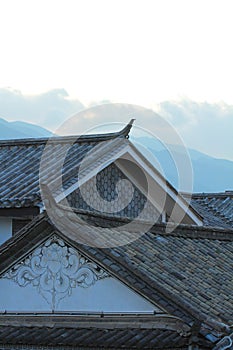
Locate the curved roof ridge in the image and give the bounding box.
[0,119,135,147]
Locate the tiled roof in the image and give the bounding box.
[192,192,233,227]
[0,121,203,228]
[0,210,232,340]
[0,326,190,349]
[1,121,231,230]
[0,122,133,209]
[0,314,197,349]
[78,220,233,331]
[190,199,232,229]
[0,121,232,232]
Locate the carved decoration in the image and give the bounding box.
[3,235,108,309]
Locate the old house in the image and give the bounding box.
[0,121,232,350]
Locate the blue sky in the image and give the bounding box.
[0,0,233,160]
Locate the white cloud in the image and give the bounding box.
[0,88,84,130]
[157,99,233,160]
[0,88,232,161]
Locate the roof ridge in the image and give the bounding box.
[191,191,233,199]
[0,119,135,147]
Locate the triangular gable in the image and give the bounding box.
[49,138,202,226]
[0,233,161,313]
[65,162,161,223]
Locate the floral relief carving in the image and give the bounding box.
[3,235,108,309]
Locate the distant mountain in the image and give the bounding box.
[133,137,233,193]
[0,117,52,139]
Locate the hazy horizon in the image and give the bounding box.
[0,88,232,162]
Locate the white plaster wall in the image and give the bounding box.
[59,277,159,312]
[0,234,162,314]
[0,217,12,245]
[0,276,159,313]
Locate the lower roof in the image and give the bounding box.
[0,208,232,337]
[0,314,208,349]
[191,192,233,227]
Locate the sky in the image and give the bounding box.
[0,0,233,160]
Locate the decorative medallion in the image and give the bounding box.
[3,235,108,309]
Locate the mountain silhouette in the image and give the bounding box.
[132,137,233,193]
[0,117,52,139]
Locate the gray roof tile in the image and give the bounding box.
[192,192,233,228]
[0,123,133,208]
[0,324,191,349]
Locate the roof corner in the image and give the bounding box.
[117,119,135,139]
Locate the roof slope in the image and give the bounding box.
[192,192,233,227]
[80,218,233,329]
[0,122,133,208]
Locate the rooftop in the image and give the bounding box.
[0,120,134,209]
